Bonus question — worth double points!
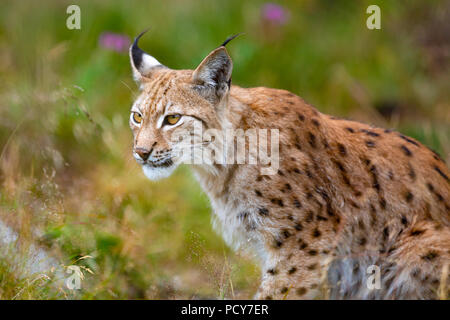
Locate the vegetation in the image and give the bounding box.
[0,0,448,299]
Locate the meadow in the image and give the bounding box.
[0,0,448,299]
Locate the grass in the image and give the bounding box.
[0,0,448,299]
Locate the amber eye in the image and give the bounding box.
[131,112,142,125]
[164,114,181,126]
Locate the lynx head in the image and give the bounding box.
[129,31,238,180]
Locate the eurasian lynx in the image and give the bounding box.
[128,32,449,299]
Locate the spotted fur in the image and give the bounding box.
[128,34,450,299]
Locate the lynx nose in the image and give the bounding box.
[135,147,151,161]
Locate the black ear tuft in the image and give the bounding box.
[129,29,164,82]
[131,29,150,71]
[220,32,244,47]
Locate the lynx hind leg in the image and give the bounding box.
[254,271,323,300]
[385,220,449,299]
[328,220,449,299]
[254,255,328,300]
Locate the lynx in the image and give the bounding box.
[128,32,449,299]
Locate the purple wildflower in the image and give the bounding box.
[98,32,131,53]
[262,3,289,25]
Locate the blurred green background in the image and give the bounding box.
[0,0,448,299]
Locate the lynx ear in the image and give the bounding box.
[129,30,165,83]
[192,46,233,103]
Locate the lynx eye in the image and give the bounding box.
[164,114,181,126]
[131,112,142,125]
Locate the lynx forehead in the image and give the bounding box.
[128,31,450,299]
